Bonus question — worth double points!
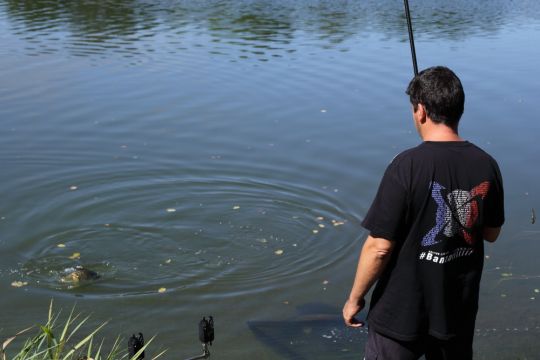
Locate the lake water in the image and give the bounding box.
[1,1,540,359]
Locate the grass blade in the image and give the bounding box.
[64,316,89,343]
[61,322,107,360]
[150,349,167,360]
[129,336,154,360]
[2,326,34,351]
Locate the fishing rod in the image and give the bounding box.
[403,0,418,76]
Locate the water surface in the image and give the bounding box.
[1,1,540,359]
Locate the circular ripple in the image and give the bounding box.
[11,166,360,299]
[20,225,197,295]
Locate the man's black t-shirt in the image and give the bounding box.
[362,141,504,341]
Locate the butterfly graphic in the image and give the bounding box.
[422,181,490,246]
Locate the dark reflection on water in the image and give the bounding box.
[3,0,540,58]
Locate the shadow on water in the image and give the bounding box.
[248,303,366,360]
[2,0,540,58]
[249,300,540,360]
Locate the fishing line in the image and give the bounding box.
[403,0,419,76]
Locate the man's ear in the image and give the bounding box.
[417,103,427,123]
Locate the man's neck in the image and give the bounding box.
[420,122,463,142]
[422,133,463,142]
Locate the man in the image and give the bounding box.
[343,66,504,360]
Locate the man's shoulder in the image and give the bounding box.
[380,145,424,183]
[391,142,503,192]
[388,141,501,174]
[457,141,501,168]
[393,141,498,161]
[467,141,499,160]
[388,144,424,167]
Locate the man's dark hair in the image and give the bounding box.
[406,66,465,127]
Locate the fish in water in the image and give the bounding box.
[532,208,536,224]
[60,265,100,284]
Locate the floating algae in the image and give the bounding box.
[11,281,28,288]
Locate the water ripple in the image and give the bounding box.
[7,166,360,299]
[2,0,540,61]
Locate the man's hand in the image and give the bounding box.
[342,297,365,327]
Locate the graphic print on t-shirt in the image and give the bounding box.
[422,181,490,247]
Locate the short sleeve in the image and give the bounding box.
[484,160,505,227]
[361,160,409,241]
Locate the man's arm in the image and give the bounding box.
[483,226,501,243]
[343,235,395,327]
